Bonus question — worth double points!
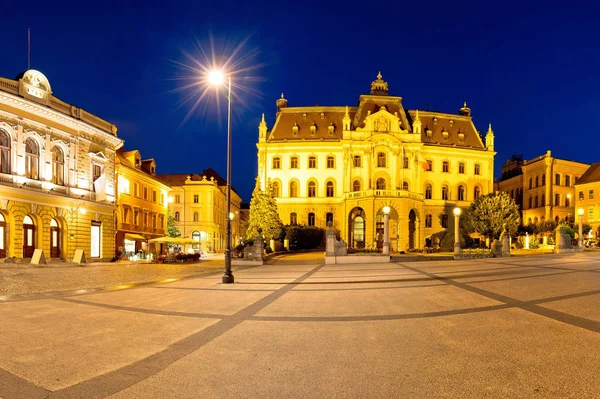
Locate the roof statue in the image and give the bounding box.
[370,71,389,95]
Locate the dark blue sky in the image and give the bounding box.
[2,1,598,201]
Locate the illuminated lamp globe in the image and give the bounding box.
[208,70,225,86]
[229,212,235,220]
[578,208,584,216]
[453,207,462,216]
[383,206,391,215]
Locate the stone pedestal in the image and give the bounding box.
[502,235,510,257]
[491,240,503,257]
[325,227,347,258]
[554,226,574,253]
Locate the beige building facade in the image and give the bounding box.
[256,73,496,251]
[161,169,242,252]
[0,70,122,261]
[574,163,600,238]
[115,149,170,257]
[496,151,589,225]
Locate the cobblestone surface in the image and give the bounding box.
[0,258,224,296]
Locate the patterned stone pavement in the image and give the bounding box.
[0,252,599,398]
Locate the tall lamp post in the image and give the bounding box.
[453,207,461,255]
[208,70,234,284]
[382,206,391,256]
[578,207,584,248]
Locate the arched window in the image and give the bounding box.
[474,186,481,200]
[193,212,198,222]
[528,197,532,209]
[353,180,361,192]
[377,152,386,167]
[442,185,449,200]
[535,176,539,187]
[308,181,316,197]
[289,181,298,197]
[425,184,432,199]
[458,185,465,201]
[51,146,64,185]
[376,178,386,190]
[353,216,365,241]
[326,181,334,197]
[175,211,180,221]
[0,130,10,174]
[534,195,538,208]
[25,137,39,180]
[326,212,334,225]
[534,217,538,224]
[308,212,315,226]
[542,174,545,185]
[272,181,280,197]
[402,181,409,190]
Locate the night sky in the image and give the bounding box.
[1,1,598,201]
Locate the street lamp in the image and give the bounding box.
[578,207,584,248]
[453,207,461,255]
[209,69,234,284]
[382,206,391,256]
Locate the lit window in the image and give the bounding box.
[272,157,281,169]
[25,138,39,180]
[579,191,584,200]
[458,162,465,174]
[90,223,101,258]
[290,157,298,169]
[442,161,449,173]
[308,156,317,169]
[51,146,64,185]
[326,156,335,168]
[0,130,11,174]
[590,190,595,200]
[290,181,298,197]
[272,182,280,197]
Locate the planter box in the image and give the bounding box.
[325,255,390,264]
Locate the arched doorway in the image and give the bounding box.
[0,213,6,258]
[23,215,35,258]
[408,210,417,250]
[348,207,366,249]
[50,218,61,258]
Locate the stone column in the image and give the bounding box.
[545,151,553,221]
[382,212,390,255]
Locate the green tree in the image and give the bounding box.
[167,212,181,238]
[582,224,592,235]
[246,178,282,240]
[462,192,520,240]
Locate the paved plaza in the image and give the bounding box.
[0,252,599,398]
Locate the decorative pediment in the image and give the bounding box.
[89,151,109,163]
[362,106,405,134]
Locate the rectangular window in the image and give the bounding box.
[426,160,433,171]
[134,210,139,225]
[579,191,584,200]
[326,212,334,225]
[353,156,362,168]
[425,214,432,228]
[326,156,335,168]
[175,194,180,204]
[565,175,571,187]
[152,190,157,202]
[272,157,281,169]
[290,213,297,226]
[555,193,560,206]
[589,207,594,221]
[152,215,157,228]
[93,164,102,182]
[403,157,409,169]
[144,213,148,226]
[134,183,139,197]
[308,213,315,226]
[442,161,449,173]
[555,174,561,186]
[90,223,101,258]
[474,164,481,175]
[123,207,129,223]
[194,194,199,203]
[590,190,595,200]
[441,214,448,228]
[290,157,298,169]
[143,187,148,200]
[459,162,465,174]
[160,193,165,205]
[308,157,317,168]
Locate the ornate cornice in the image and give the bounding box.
[0,90,123,149]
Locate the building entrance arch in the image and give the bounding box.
[348,207,366,249]
[0,213,6,258]
[23,215,35,258]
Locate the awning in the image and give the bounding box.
[124,233,146,241]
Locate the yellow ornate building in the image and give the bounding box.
[0,70,122,260]
[256,73,496,251]
[574,163,600,237]
[496,151,589,225]
[161,169,242,252]
[115,149,170,257]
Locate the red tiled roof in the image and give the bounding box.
[576,163,600,185]
[408,110,485,149]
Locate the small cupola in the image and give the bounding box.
[370,71,389,95]
[276,93,288,115]
[459,101,471,117]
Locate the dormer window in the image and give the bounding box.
[442,129,449,142]
[310,123,316,136]
[321,112,325,119]
[292,123,299,136]
[458,131,465,144]
[433,117,438,125]
[302,113,307,120]
[328,123,335,136]
[426,129,432,139]
[135,158,141,167]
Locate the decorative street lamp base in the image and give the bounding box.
[222,274,234,284]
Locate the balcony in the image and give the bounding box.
[345,189,424,201]
[0,173,97,201]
